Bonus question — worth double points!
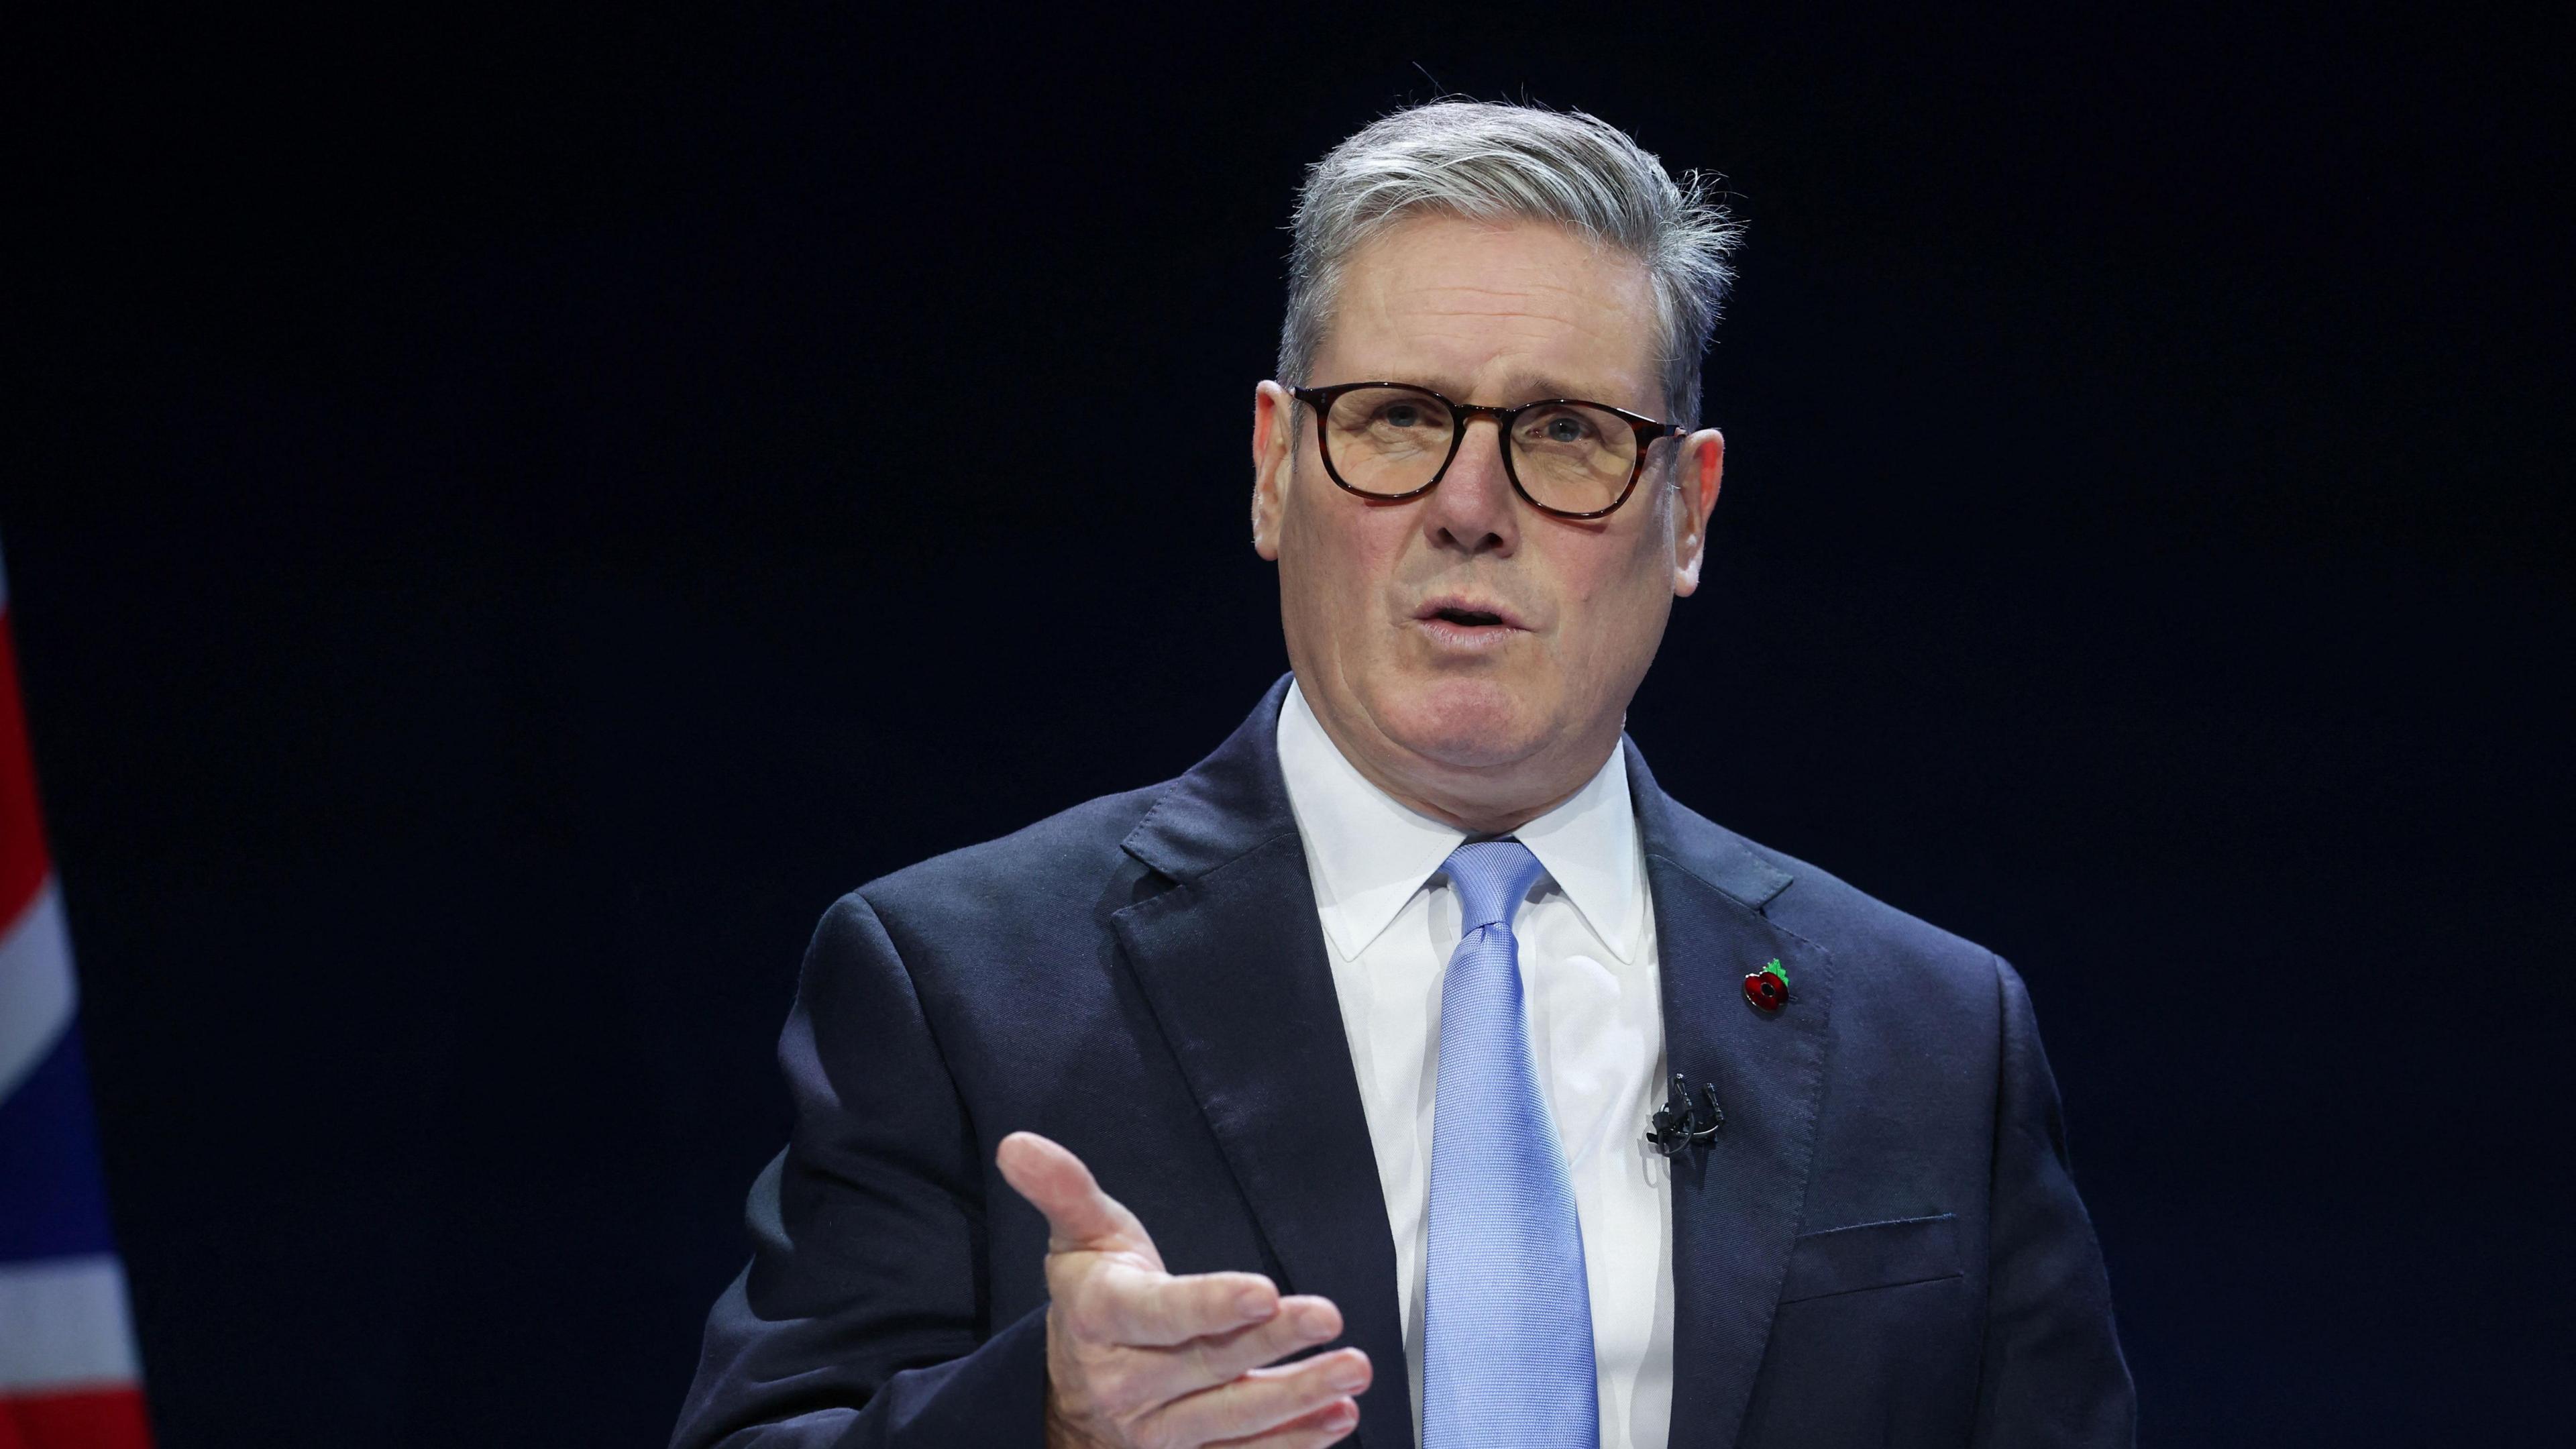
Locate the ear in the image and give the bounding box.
[1668,427,1725,597]
[1251,380,1298,561]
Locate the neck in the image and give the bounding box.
[1300,688,1617,837]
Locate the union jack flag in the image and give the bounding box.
[0,551,154,1447]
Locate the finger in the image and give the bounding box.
[1081,1264,1285,1348]
[1208,1397,1360,1449]
[1142,1347,1370,1448]
[997,1131,1152,1254]
[1115,1294,1343,1401]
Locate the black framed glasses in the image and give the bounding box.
[1291,381,1682,521]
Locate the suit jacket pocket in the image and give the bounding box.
[1777,1213,1962,1305]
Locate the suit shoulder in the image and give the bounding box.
[1663,797,2002,1010]
[1760,845,2007,1036]
[843,778,1170,938]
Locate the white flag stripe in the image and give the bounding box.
[0,1254,142,1390]
[0,880,76,1102]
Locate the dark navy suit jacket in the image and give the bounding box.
[673,679,2133,1448]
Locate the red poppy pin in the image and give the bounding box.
[1741,957,1790,1013]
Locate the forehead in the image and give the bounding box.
[1320,213,1660,411]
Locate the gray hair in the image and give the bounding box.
[1278,100,1743,428]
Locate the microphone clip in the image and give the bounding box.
[1647,1072,1724,1157]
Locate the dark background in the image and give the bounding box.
[10,5,2571,1445]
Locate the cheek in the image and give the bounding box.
[1555,521,1667,610]
[1282,490,1401,629]
[1297,485,1403,569]
[1548,528,1672,662]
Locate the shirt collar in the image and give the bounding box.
[1275,680,1645,963]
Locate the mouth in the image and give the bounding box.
[1410,596,1532,651]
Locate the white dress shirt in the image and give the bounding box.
[1275,682,1675,1449]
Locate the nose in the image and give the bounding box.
[1421,415,1521,558]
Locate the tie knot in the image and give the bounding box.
[1442,839,1546,934]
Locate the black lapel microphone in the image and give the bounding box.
[1646,1072,1723,1155]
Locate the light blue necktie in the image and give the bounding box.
[1422,839,1599,1448]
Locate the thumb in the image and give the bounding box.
[997,1131,1157,1258]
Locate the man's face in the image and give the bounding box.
[1252,214,1723,823]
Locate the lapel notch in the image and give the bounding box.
[1112,679,1416,1449]
[1629,741,1833,1449]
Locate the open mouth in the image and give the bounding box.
[1412,598,1529,647]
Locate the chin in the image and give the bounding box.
[1364,674,1550,770]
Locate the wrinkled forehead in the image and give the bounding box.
[1319,213,1662,414]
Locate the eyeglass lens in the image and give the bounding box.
[1320,384,1642,515]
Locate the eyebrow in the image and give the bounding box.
[1403,374,1624,407]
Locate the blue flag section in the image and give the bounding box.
[0,559,154,1448]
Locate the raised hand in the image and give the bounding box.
[996,1132,1369,1448]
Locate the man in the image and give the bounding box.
[674,102,2132,1449]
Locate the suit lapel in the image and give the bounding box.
[1629,742,1833,1449]
[1106,695,1826,1449]
[1113,680,1415,1449]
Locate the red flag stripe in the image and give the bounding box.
[0,1386,154,1449]
[0,610,52,929]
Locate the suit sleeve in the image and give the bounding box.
[670,893,1047,1449]
[1971,957,2137,1448]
